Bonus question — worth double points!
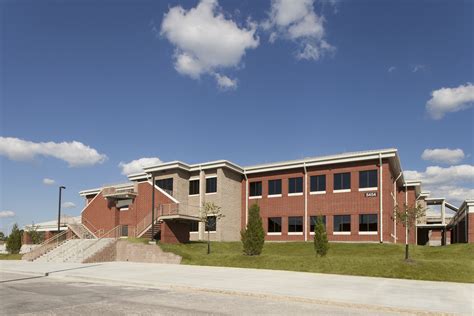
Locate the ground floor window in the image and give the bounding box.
[334,215,351,232]
[359,214,378,232]
[268,217,282,233]
[288,216,303,233]
[310,216,326,232]
[120,225,128,237]
[205,216,216,232]
[190,221,199,232]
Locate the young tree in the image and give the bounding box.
[26,224,44,244]
[241,203,265,256]
[6,223,22,254]
[0,232,5,241]
[200,202,225,255]
[394,203,425,261]
[313,216,329,257]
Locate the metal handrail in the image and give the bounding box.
[22,230,70,261]
[79,224,123,262]
[82,217,102,238]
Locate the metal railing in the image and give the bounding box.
[82,217,104,238]
[135,210,161,237]
[78,224,123,262]
[22,230,71,261]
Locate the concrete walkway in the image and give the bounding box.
[1,260,472,315]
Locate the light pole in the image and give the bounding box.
[58,186,66,234]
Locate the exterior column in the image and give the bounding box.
[198,169,205,240]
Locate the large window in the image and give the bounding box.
[359,170,378,189]
[310,175,326,192]
[206,177,217,194]
[120,225,129,237]
[310,216,326,232]
[268,179,282,196]
[205,216,216,232]
[189,179,199,195]
[288,216,303,233]
[190,221,199,232]
[288,177,303,194]
[334,215,351,232]
[249,181,262,197]
[156,178,173,194]
[334,173,351,191]
[359,214,378,232]
[268,217,282,233]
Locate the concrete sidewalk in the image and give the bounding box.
[1,260,472,315]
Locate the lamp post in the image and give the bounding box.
[58,186,66,234]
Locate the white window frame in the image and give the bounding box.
[249,196,262,200]
[205,175,217,195]
[267,232,282,236]
[310,190,326,195]
[333,231,351,235]
[268,194,282,198]
[358,187,378,192]
[288,232,303,236]
[358,231,378,235]
[288,192,303,197]
[334,189,351,193]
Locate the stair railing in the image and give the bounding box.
[22,230,70,261]
[82,217,103,238]
[79,224,123,262]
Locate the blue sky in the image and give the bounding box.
[1,0,473,233]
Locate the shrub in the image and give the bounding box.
[313,216,329,257]
[6,223,22,254]
[241,203,265,255]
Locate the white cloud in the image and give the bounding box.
[421,148,465,164]
[412,64,425,72]
[62,202,76,209]
[388,66,396,73]
[43,178,55,185]
[0,211,15,218]
[161,0,259,88]
[214,73,237,90]
[263,0,334,61]
[426,83,474,120]
[0,137,107,167]
[119,157,163,175]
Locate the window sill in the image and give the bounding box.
[188,194,200,197]
[288,192,303,197]
[190,231,199,234]
[358,231,378,235]
[333,232,351,235]
[359,187,378,192]
[205,231,217,234]
[267,232,282,236]
[310,191,326,195]
[288,232,303,235]
[334,189,351,193]
[268,194,282,198]
[249,196,262,200]
[205,192,217,195]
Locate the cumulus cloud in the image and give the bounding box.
[0,137,107,167]
[263,0,334,61]
[161,0,259,88]
[426,83,474,120]
[43,178,55,185]
[388,66,396,73]
[62,202,76,209]
[0,211,15,218]
[412,64,425,73]
[421,148,465,164]
[119,157,163,175]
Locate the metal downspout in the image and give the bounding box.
[379,153,383,243]
[405,184,408,245]
[304,162,308,242]
[244,171,248,225]
[393,172,402,243]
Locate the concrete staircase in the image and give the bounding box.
[138,223,161,239]
[68,223,96,239]
[34,238,115,263]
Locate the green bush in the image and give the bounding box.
[241,203,265,256]
[6,223,22,254]
[313,216,329,257]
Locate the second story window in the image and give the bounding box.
[156,178,173,194]
[249,181,262,197]
[268,179,282,196]
[310,175,326,192]
[288,177,303,194]
[189,179,199,195]
[334,172,351,191]
[359,170,378,189]
[206,177,217,194]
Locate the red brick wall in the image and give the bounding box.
[469,213,474,243]
[161,221,190,243]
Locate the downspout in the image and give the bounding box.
[415,193,423,245]
[379,153,383,243]
[244,171,248,225]
[405,183,408,245]
[199,165,204,241]
[303,162,308,242]
[393,172,402,243]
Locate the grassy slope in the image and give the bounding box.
[0,254,22,260]
[160,242,474,283]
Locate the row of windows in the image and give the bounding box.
[189,216,216,232]
[267,214,378,233]
[249,170,378,197]
[156,178,218,196]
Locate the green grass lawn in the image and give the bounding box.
[0,253,22,260]
[159,242,474,283]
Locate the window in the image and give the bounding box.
[268,217,282,233]
[116,199,132,211]
[310,175,326,192]
[190,221,199,232]
[359,170,378,188]
[156,178,173,194]
[206,177,217,193]
[288,177,303,194]
[310,216,326,232]
[189,179,199,195]
[359,214,378,232]
[249,181,262,197]
[288,216,303,233]
[268,179,282,195]
[334,173,351,191]
[120,225,128,237]
[334,215,351,232]
[205,216,216,232]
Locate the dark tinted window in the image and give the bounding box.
[121,225,128,237]
[310,216,326,232]
[359,214,378,232]
[334,173,351,190]
[288,216,303,232]
[190,221,199,232]
[359,170,378,188]
[334,215,351,232]
[268,179,282,195]
[156,178,173,193]
[206,216,216,232]
[268,217,282,233]
[189,179,200,195]
[249,181,262,196]
[288,177,303,193]
[206,177,217,193]
[310,175,326,192]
